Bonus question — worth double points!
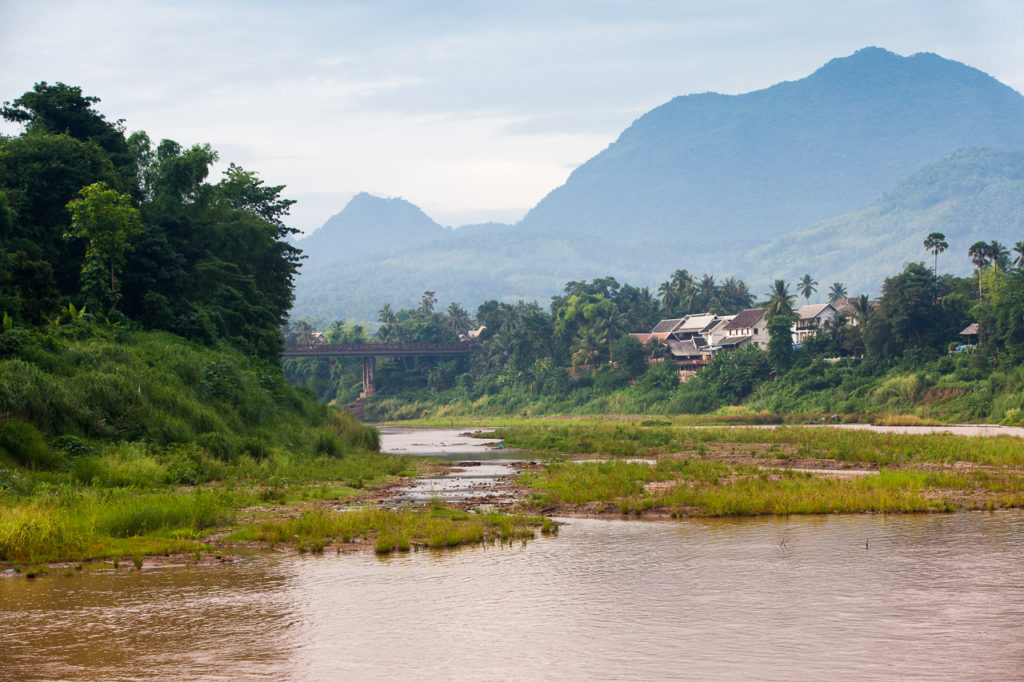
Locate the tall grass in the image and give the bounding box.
[524,459,1024,517]
[231,507,552,554]
[496,422,1024,466]
[0,488,244,563]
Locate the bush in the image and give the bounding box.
[0,418,61,469]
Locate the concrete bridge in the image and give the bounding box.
[281,342,472,398]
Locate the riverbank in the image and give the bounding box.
[489,419,1024,518]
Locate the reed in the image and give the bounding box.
[233,507,549,554]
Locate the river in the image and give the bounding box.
[2,428,1022,680]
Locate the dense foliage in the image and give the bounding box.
[0,82,302,358]
[287,246,1024,424]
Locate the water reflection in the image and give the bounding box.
[3,511,1023,680]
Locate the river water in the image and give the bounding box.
[2,429,1023,680]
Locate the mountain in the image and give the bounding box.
[292,48,1024,323]
[298,192,449,263]
[738,147,1024,295]
[520,47,1024,244]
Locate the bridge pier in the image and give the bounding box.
[359,356,377,398]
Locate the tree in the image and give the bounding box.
[923,232,948,277]
[827,282,847,304]
[851,294,873,326]
[990,240,1011,271]
[764,280,795,319]
[64,182,142,313]
[797,274,817,304]
[570,328,603,369]
[445,302,471,336]
[766,314,794,372]
[863,263,952,358]
[419,290,437,315]
[1013,241,1024,269]
[1,81,131,172]
[969,240,991,301]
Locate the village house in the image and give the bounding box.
[720,308,769,350]
[792,303,836,343]
[632,302,847,378]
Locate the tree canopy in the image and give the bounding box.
[0,82,302,358]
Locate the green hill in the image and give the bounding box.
[520,47,1024,243]
[741,147,1024,295]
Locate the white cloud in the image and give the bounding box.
[3,0,1023,233]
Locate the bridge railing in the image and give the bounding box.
[281,342,473,357]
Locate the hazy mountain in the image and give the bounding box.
[291,48,1024,322]
[520,47,1024,244]
[737,147,1024,296]
[298,192,449,263]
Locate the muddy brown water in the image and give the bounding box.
[2,428,1022,680]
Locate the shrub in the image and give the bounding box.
[0,418,61,470]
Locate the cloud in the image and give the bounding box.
[3,0,1023,233]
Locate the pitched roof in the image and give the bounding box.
[666,339,705,358]
[677,313,717,333]
[960,323,979,336]
[723,308,765,331]
[795,303,834,321]
[650,318,684,334]
[629,333,654,345]
[718,334,752,347]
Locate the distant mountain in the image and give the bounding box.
[298,192,449,263]
[738,147,1024,295]
[520,47,1024,244]
[292,48,1024,322]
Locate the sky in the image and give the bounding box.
[3,0,1023,234]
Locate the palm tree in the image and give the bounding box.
[990,240,1011,271]
[850,294,872,326]
[1013,240,1024,269]
[797,274,817,305]
[445,302,470,336]
[570,328,603,369]
[827,282,847,304]
[293,320,314,344]
[968,241,990,301]
[923,232,948,277]
[765,280,795,319]
[695,274,718,312]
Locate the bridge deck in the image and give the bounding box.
[281,342,473,358]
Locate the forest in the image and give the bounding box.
[285,245,1024,424]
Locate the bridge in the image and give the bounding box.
[281,342,473,398]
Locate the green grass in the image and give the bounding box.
[228,506,555,554]
[500,419,1024,517]
[522,459,1024,517]
[0,488,248,564]
[495,421,1024,466]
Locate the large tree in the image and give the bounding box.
[64,182,142,314]
[764,279,795,319]
[923,232,948,277]
[796,274,818,304]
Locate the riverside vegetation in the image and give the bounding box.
[0,83,546,573]
[493,420,1024,517]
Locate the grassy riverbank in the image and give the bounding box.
[0,324,549,572]
[497,420,1024,517]
[228,504,556,554]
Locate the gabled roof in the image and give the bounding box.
[718,334,752,347]
[795,303,834,321]
[723,308,765,331]
[629,333,654,345]
[666,339,705,358]
[677,313,717,333]
[650,318,685,334]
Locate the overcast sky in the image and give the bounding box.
[3,1,1023,234]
